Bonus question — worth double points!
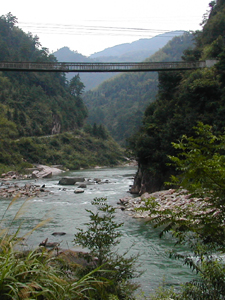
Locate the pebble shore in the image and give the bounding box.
[118,189,218,220]
[0,165,64,199]
[0,182,51,198]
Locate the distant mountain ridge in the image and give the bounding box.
[89,31,185,60]
[53,31,185,90]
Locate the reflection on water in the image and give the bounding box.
[0,166,195,295]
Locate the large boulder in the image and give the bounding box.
[32,170,52,179]
[59,177,85,185]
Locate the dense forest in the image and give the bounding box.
[128,0,225,194]
[0,13,125,172]
[83,33,194,145]
[0,13,87,136]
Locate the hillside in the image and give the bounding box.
[0,13,125,173]
[53,31,184,91]
[83,32,194,145]
[90,31,184,60]
[128,0,225,194]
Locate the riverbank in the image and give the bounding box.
[118,189,217,221]
[0,166,196,293]
[0,165,65,198]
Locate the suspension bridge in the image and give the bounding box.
[0,60,217,73]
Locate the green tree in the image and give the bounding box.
[0,116,18,139]
[74,197,140,299]
[69,74,85,97]
[143,123,225,299]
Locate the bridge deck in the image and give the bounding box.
[0,60,216,72]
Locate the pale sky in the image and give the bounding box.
[2,0,211,56]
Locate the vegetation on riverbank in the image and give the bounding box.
[0,126,126,175]
[0,13,126,175]
[0,197,139,300]
[139,122,225,299]
[128,0,225,194]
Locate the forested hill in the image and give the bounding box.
[128,0,225,194]
[83,32,194,145]
[0,13,88,137]
[0,13,125,172]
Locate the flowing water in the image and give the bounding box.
[0,166,195,295]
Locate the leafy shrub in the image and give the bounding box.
[74,197,140,299]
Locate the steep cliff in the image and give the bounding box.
[129,0,225,194]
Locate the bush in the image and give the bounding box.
[143,123,225,299]
[74,197,140,299]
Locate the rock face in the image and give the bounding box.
[32,170,52,179]
[59,177,85,185]
[130,166,172,195]
[33,165,64,178]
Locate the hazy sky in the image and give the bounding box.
[2,0,211,56]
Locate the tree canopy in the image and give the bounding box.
[128,0,225,194]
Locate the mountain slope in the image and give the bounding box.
[54,31,184,91]
[0,14,88,138]
[83,32,194,145]
[90,31,185,60]
[0,13,125,172]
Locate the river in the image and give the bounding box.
[0,166,195,296]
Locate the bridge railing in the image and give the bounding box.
[0,60,216,72]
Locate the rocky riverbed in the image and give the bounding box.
[0,165,65,198]
[118,189,218,221]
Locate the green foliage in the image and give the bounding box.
[0,13,127,173]
[0,129,125,174]
[165,123,225,247]
[0,198,111,300]
[69,74,85,97]
[127,1,225,194]
[83,33,194,145]
[148,280,176,300]
[130,2,225,298]
[139,123,225,299]
[74,197,140,299]
[0,13,88,138]
[74,198,123,265]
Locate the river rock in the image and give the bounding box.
[1,171,25,181]
[78,183,87,188]
[52,232,66,236]
[74,188,84,194]
[59,177,85,185]
[39,238,60,248]
[32,170,52,179]
[119,189,218,222]
[94,178,101,183]
[0,182,51,198]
